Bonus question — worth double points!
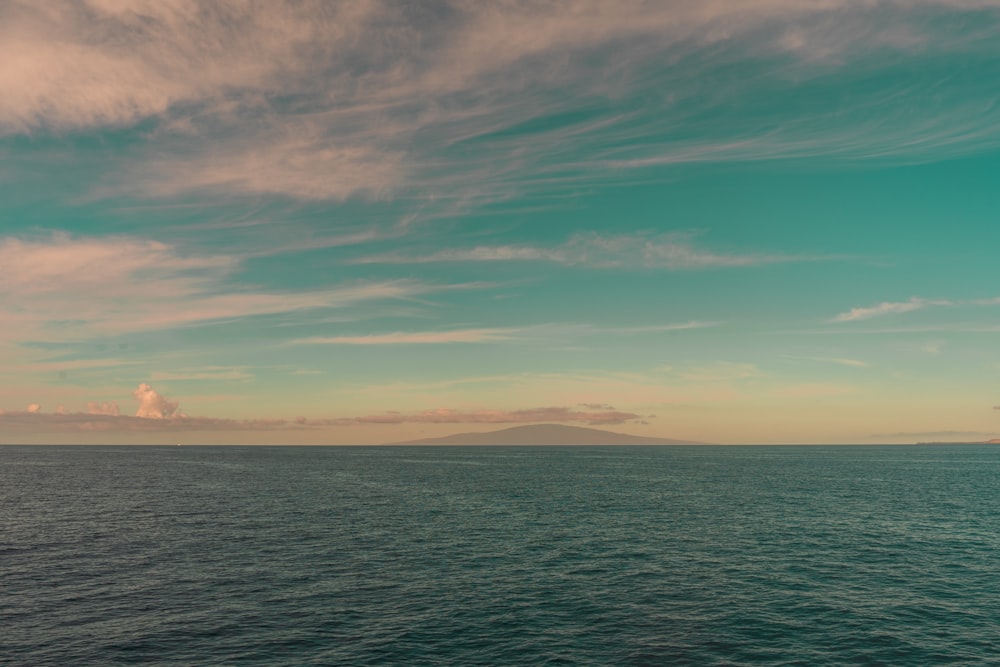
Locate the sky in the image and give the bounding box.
[3,0,1000,444]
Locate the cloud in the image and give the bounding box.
[535,322,718,336]
[0,405,644,433]
[785,355,868,368]
[920,341,945,355]
[831,293,1000,323]
[333,367,748,413]
[150,367,253,382]
[0,232,233,295]
[832,297,950,322]
[679,362,763,383]
[87,401,120,416]
[823,358,867,368]
[0,383,279,432]
[352,232,822,269]
[141,133,406,201]
[771,383,855,398]
[785,323,1000,335]
[317,405,644,426]
[0,384,641,432]
[132,383,182,419]
[0,232,468,340]
[291,320,716,346]
[7,1,1000,209]
[13,358,142,374]
[578,403,615,410]
[0,410,292,433]
[293,328,517,346]
[0,1,377,133]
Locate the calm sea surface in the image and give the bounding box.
[3,445,1000,665]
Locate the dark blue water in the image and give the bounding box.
[3,445,1000,665]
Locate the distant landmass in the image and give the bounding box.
[385,423,706,446]
[916,438,1000,445]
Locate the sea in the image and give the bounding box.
[3,444,1000,666]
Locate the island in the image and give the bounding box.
[915,438,1000,445]
[384,423,707,446]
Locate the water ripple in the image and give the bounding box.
[3,445,1000,665]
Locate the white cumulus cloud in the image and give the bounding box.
[132,383,181,419]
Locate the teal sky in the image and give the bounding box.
[3,1,1000,444]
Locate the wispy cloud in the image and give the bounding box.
[831,297,951,322]
[830,293,1000,323]
[580,322,717,334]
[790,324,1000,335]
[5,1,991,135]
[920,341,945,355]
[0,232,233,294]
[293,328,517,346]
[8,357,142,374]
[771,383,856,398]
[150,367,253,382]
[7,1,1000,211]
[352,232,826,269]
[319,365,764,416]
[291,321,715,346]
[785,355,868,368]
[677,362,763,383]
[0,232,470,340]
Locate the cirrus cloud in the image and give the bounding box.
[293,328,517,346]
[831,297,952,322]
[351,232,826,269]
[6,0,1000,208]
[0,232,475,340]
[290,320,716,346]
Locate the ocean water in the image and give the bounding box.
[3,445,1000,666]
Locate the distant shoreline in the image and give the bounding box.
[915,440,1000,445]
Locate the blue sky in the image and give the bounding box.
[3,0,1000,443]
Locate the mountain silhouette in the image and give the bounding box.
[385,423,706,445]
